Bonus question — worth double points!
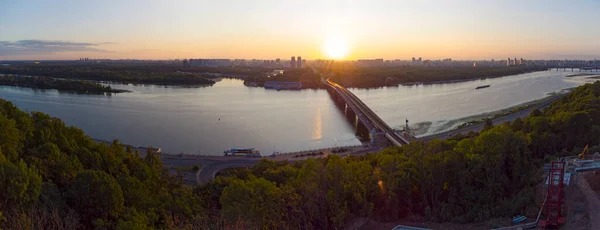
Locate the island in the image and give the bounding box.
[0,62,271,86]
[0,75,130,94]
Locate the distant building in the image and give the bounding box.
[507,58,511,66]
[189,59,231,67]
[297,56,302,68]
[291,56,296,68]
[357,59,384,67]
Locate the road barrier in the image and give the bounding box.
[275,145,363,156]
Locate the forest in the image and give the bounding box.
[321,64,548,88]
[0,75,128,94]
[1,81,600,229]
[0,63,270,86]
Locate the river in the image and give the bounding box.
[0,69,596,155]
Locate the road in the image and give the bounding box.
[417,95,562,141]
[196,159,261,184]
[577,172,600,228]
[195,146,380,185]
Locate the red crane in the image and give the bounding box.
[539,161,566,228]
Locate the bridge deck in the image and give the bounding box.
[324,79,411,146]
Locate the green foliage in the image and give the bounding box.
[68,170,124,226]
[3,81,600,229]
[0,210,5,224]
[0,63,270,86]
[0,75,128,94]
[320,64,547,87]
[0,160,42,209]
[0,114,23,162]
[0,99,206,229]
[483,118,494,131]
[220,177,288,228]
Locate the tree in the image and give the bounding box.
[0,160,42,209]
[27,143,83,188]
[530,108,542,117]
[483,118,494,132]
[220,178,285,228]
[68,170,124,227]
[511,117,523,131]
[0,114,22,162]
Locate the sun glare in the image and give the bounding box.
[323,37,349,60]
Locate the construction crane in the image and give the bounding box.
[578,144,589,160]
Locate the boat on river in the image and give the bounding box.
[476,85,490,89]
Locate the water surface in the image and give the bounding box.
[0,70,595,155]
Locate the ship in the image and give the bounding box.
[475,85,490,89]
[223,148,261,157]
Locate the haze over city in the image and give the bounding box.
[2,0,600,60]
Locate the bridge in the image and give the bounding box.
[323,78,412,147]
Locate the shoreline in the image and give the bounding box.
[399,69,550,86]
[418,92,565,141]
[0,84,131,94]
[343,69,550,89]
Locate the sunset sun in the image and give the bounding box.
[323,36,349,60]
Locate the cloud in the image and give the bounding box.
[0,40,114,56]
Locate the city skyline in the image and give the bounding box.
[2,0,600,60]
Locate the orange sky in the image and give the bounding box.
[2,0,600,60]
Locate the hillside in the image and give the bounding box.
[1,81,600,229]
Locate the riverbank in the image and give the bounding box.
[418,92,565,141]
[566,73,600,78]
[452,92,564,130]
[92,138,371,186]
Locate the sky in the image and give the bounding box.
[1,0,600,60]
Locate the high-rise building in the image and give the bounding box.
[514,58,518,66]
[519,58,524,65]
[297,56,302,68]
[291,56,296,68]
[507,58,510,66]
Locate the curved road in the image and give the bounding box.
[196,159,260,184]
[196,147,381,185]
